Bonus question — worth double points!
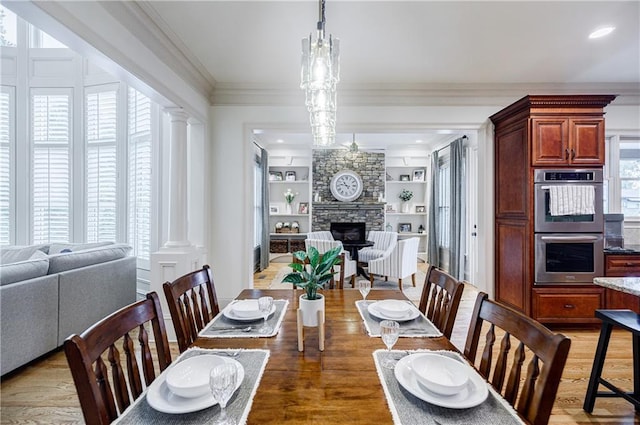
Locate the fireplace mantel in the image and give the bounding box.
[312,202,385,210]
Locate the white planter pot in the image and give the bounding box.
[299,294,325,327]
[402,202,410,213]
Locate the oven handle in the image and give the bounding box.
[540,235,600,242]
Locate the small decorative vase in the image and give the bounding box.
[299,294,325,327]
[285,202,293,214]
[402,202,410,213]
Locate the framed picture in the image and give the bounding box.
[385,203,397,213]
[398,223,412,233]
[269,204,280,214]
[399,174,410,182]
[285,171,297,182]
[269,171,283,181]
[415,205,426,213]
[298,202,309,214]
[412,169,425,182]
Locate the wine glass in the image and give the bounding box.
[209,363,238,425]
[258,296,274,334]
[379,320,400,369]
[358,280,371,304]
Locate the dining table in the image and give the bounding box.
[186,288,524,425]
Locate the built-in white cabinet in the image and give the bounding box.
[384,153,430,254]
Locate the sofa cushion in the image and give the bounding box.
[0,244,49,265]
[0,250,50,286]
[47,243,132,274]
[48,241,114,255]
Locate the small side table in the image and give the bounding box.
[342,240,374,278]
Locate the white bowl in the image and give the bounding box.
[409,353,469,396]
[375,300,412,318]
[166,355,226,398]
[232,300,261,318]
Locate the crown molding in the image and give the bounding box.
[212,82,640,107]
[102,1,215,98]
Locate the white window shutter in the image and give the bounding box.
[0,88,13,245]
[85,89,118,242]
[32,92,70,243]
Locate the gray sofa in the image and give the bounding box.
[0,242,137,375]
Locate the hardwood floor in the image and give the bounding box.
[1,265,638,424]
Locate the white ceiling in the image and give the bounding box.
[140,1,638,150]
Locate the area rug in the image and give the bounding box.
[268,264,426,303]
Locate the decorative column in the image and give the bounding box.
[150,107,205,341]
[165,108,190,248]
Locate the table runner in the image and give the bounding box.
[356,300,442,338]
[200,299,289,338]
[113,348,269,425]
[373,349,524,425]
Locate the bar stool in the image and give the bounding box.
[583,309,640,413]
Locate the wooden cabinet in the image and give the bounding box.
[531,118,605,166]
[490,95,615,323]
[532,287,604,325]
[604,253,640,313]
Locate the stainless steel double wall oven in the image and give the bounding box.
[534,169,604,285]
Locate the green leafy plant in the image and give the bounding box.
[399,189,413,202]
[282,246,342,300]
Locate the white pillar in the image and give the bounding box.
[164,108,190,248]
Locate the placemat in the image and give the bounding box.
[113,348,269,425]
[373,349,524,425]
[200,299,289,338]
[356,300,442,338]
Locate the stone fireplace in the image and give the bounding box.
[311,150,385,232]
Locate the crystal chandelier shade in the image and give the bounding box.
[301,0,340,147]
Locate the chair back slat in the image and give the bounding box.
[504,341,526,403]
[64,292,172,425]
[418,266,464,338]
[163,265,220,353]
[464,292,571,425]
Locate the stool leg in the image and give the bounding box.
[584,321,614,413]
[634,332,640,412]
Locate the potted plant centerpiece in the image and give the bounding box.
[282,245,342,326]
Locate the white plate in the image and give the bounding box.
[368,301,420,322]
[147,356,245,414]
[166,355,226,398]
[394,353,488,409]
[223,302,276,322]
[376,299,415,318]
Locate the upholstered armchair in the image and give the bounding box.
[367,237,419,290]
[304,238,357,288]
[358,231,398,263]
[306,230,335,240]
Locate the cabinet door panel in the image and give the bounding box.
[531,118,568,166]
[605,289,640,313]
[495,220,530,314]
[571,119,605,165]
[495,124,529,218]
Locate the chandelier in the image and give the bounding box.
[349,133,359,153]
[301,0,340,147]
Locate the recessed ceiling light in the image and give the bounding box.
[276,139,284,143]
[589,26,615,39]
[415,140,423,144]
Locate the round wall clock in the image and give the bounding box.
[330,170,364,202]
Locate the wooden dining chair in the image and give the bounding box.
[417,265,464,339]
[464,292,571,425]
[64,292,172,425]
[163,264,220,353]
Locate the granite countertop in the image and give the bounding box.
[604,245,640,255]
[593,277,640,297]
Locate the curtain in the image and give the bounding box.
[427,150,439,267]
[259,147,270,270]
[449,137,466,280]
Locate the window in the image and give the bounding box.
[0,6,17,47]
[86,86,118,242]
[128,87,152,263]
[29,26,66,48]
[437,153,451,250]
[31,89,71,243]
[606,136,640,220]
[0,86,14,244]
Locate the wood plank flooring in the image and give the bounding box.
[1,263,638,424]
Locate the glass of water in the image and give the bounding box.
[380,320,400,369]
[209,363,238,425]
[358,280,371,303]
[258,296,274,334]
